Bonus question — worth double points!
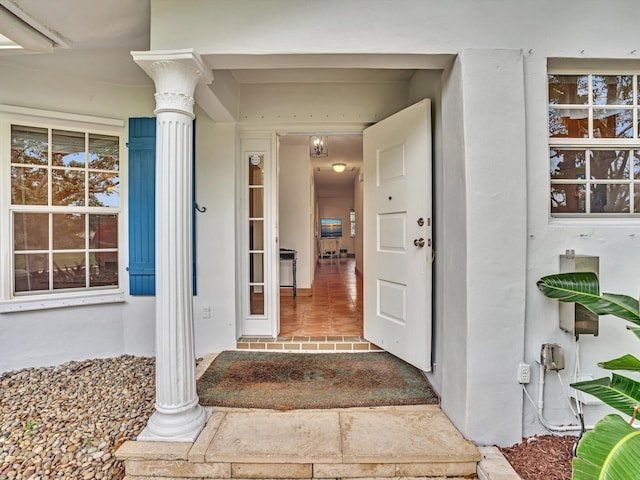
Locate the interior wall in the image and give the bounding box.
[278,141,312,289]
[317,196,355,256]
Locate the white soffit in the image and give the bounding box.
[0,1,68,53]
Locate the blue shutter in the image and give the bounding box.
[128,118,156,295]
[127,118,198,296]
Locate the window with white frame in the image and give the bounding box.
[9,124,121,295]
[548,73,640,215]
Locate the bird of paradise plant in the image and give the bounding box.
[537,272,640,479]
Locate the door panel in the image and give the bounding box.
[363,99,432,371]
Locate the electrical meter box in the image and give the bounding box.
[559,250,599,337]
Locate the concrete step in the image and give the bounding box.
[117,405,480,479]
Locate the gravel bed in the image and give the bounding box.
[0,356,156,480]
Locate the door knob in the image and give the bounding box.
[413,238,425,248]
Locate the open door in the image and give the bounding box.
[363,99,432,371]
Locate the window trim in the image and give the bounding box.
[0,105,126,310]
[548,73,640,217]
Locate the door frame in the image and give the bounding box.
[236,121,432,342]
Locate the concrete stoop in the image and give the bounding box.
[116,405,481,480]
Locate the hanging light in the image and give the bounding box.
[332,163,346,173]
[310,135,328,158]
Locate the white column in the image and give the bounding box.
[132,50,213,442]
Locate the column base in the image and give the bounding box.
[137,403,211,442]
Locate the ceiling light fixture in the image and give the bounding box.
[310,135,328,158]
[332,163,346,173]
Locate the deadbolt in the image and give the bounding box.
[413,238,425,248]
[417,217,424,227]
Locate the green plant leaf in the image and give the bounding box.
[599,354,640,372]
[572,414,640,480]
[627,326,640,341]
[571,374,640,418]
[537,273,640,325]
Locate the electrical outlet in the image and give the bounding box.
[517,362,531,384]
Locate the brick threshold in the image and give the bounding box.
[236,336,382,352]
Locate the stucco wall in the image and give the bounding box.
[0,62,157,372]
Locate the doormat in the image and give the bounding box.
[197,351,438,410]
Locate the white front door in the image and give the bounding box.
[363,99,432,371]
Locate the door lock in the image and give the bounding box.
[413,238,425,248]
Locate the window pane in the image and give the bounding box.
[249,187,264,218]
[250,253,264,283]
[91,214,118,250]
[89,133,119,171]
[14,254,49,292]
[11,126,47,165]
[593,109,632,138]
[89,172,119,207]
[590,150,631,180]
[249,154,264,185]
[591,184,629,213]
[250,285,264,315]
[11,166,48,205]
[634,151,640,180]
[90,252,118,287]
[53,214,85,250]
[592,75,633,105]
[551,184,586,214]
[90,215,119,286]
[52,168,85,206]
[249,220,264,250]
[635,188,640,214]
[52,130,85,167]
[548,108,588,138]
[550,149,586,179]
[548,75,588,105]
[13,213,49,251]
[53,252,86,289]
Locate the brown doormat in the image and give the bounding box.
[197,351,438,410]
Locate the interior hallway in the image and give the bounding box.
[280,257,363,336]
[236,257,373,351]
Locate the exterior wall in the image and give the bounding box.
[2,0,640,447]
[146,0,640,446]
[0,65,240,372]
[192,114,238,355]
[0,62,157,372]
[278,141,313,289]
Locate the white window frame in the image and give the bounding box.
[548,71,640,218]
[0,105,125,313]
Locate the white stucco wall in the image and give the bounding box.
[192,115,238,356]
[3,0,640,448]
[0,61,157,372]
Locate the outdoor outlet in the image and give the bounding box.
[541,343,565,371]
[202,306,211,319]
[517,363,531,384]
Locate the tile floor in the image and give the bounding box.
[237,258,368,351]
[280,257,363,336]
